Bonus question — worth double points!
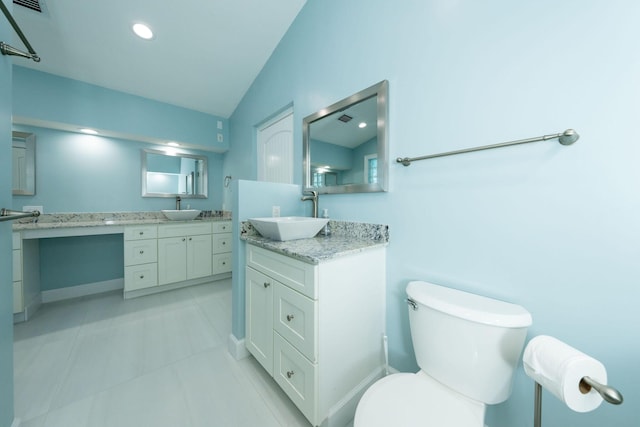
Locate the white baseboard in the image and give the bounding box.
[228,334,250,360]
[12,417,21,427]
[41,278,124,303]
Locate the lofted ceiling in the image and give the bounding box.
[7,0,306,118]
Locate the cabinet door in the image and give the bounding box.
[186,234,212,280]
[245,267,274,376]
[158,237,187,285]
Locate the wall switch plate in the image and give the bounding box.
[217,120,223,129]
[272,206,280,217]
[23,205,43,214]
[217,133,224,142]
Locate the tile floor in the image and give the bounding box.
[13,279,316,427]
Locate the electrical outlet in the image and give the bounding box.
[272,206,280,217]
[217,133,224,142]
[23,205,43,214]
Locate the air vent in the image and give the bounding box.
[13,0,46,13]
[338,114,353,123]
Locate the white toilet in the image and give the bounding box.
[354,281,532,427]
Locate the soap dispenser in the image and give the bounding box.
[321,208,330,236]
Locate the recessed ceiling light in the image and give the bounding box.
[133,23,154,40]
[358,122,367,128]
[79,128,99,135]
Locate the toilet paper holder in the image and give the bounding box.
[533,376,623,427]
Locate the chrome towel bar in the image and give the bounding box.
[396,129,579,166]
[0,0,40,62]
[0,208,40,222]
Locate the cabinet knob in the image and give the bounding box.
[139,275,144,279]
[139,250,144,254]
[222,261,226,265]
[286,314,294,322]
[222,241,226,245]
[139,231,144,236]
[182,238,186,241]
[188,237,192,241]
[263,282,270,288]
[286,370,295,379]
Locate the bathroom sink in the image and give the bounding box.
[161,209,201,221]
[249,216,329,241]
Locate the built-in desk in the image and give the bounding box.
[13,212,232,322]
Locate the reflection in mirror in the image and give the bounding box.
[12,131,36,196]
[142,149,208,198]
[303,80,388,194]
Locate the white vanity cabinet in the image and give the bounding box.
[245,243,386,427]
[157,222,212,285]
[13,232,23,313]
[124,225,158,291]
[212,221,232,274]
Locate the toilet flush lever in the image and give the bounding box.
[407,298,418,311]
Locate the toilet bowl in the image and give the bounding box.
[354,281,532,427]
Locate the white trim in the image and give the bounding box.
[41,278,124,303]
[321,367,386,427]
[123,273,231,300]
[228,333,250,360]
[11,417,21,427]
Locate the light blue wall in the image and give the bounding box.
[230,180,305,338]
[0,3,15,424]
[226,1,639,426]
[13,67,229,151]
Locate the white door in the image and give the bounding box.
[257,111,293,183]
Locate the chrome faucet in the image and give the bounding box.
[301,190,319,218]
[176,196,181,210]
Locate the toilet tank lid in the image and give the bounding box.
[406,281,532,328]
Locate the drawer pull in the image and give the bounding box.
[139,275,144,279]
[286,370,295,379]
[222,241,226,245]
[139,250,144,254]
[182,238,186,242]
[222,261,226,265]
[139,231,144,236]
[286,314,294,322]
[263,282,270,288]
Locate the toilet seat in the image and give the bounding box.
[354,371,485,427]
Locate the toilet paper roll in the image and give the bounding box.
[523,335,607,413]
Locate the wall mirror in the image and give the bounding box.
[12,131,36,196]
[142,149,208,198]
[303,80,388,194]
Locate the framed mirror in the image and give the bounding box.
[142,149,208,198]
[12,131,36,196]
[303,80,388,194]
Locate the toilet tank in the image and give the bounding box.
[406,281,532,404]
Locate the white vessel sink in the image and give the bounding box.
[249,216,329,241]
[161,209,201,221]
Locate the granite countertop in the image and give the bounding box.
[241,220,389,264]
[13,211,232,231]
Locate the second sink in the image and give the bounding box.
[249,216,329,241]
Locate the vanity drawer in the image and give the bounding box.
[124,239,158,266]
[246,245,317,300]
[125,225,158,241]
[212,221,231,234]
[124,263,158,291]
[212,253,232,274]
[158,222,212,238]
[274,283,317,362]
[274,332,317,424]
[213,233,232,254]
